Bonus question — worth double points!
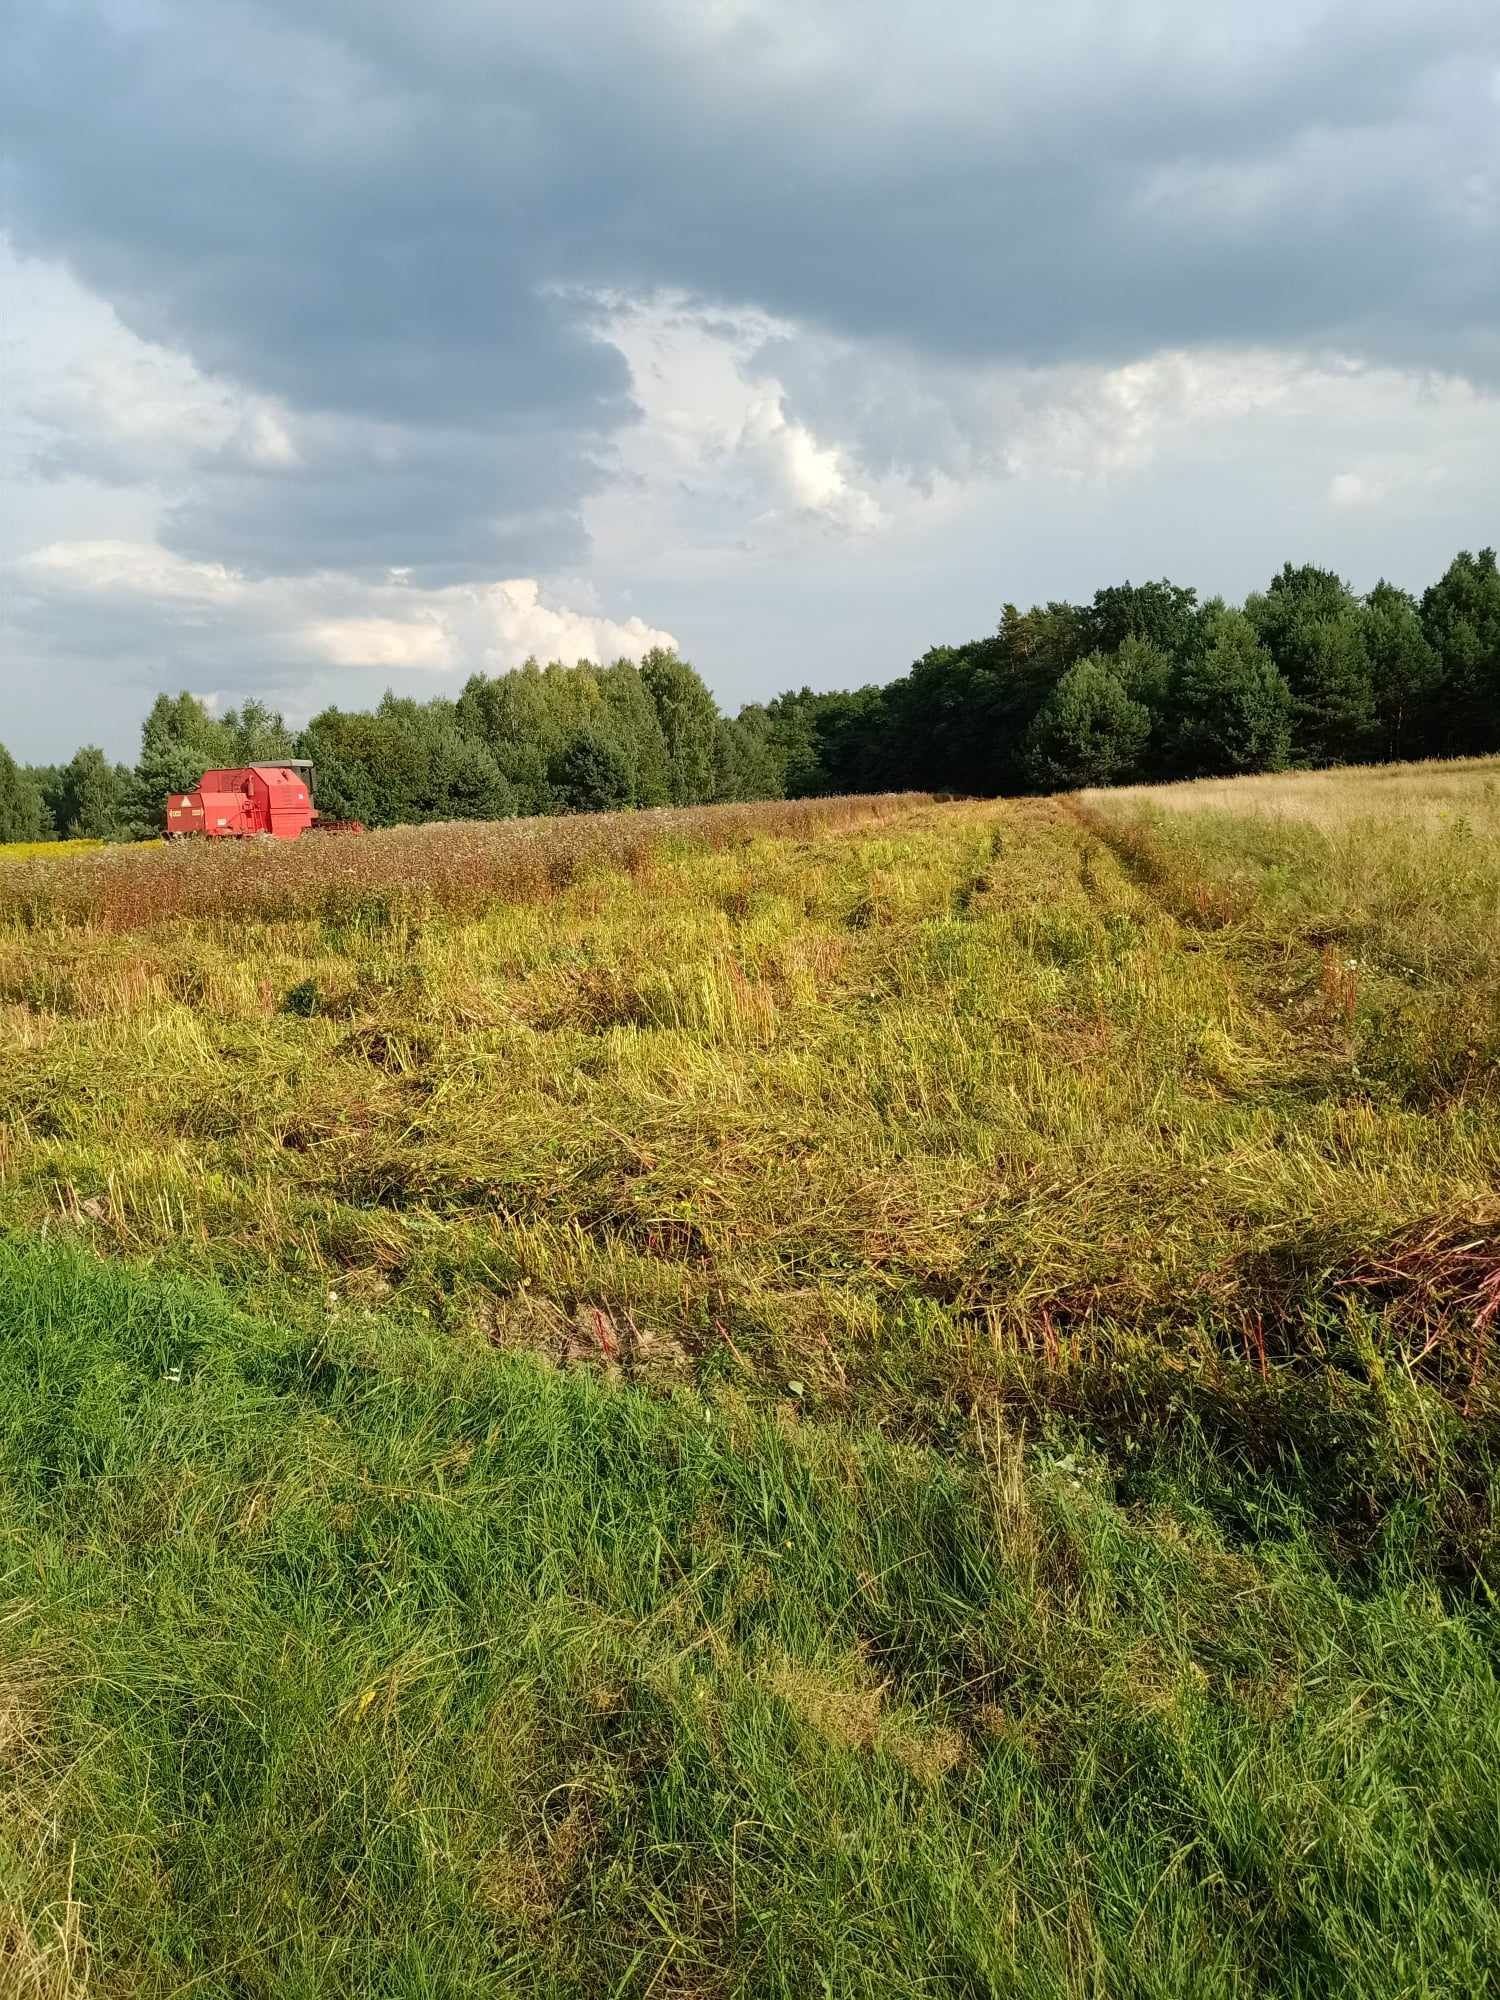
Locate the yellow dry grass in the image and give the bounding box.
[1090,753,1500,832]
[0,782,1495,1412]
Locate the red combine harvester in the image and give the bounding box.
[164,762,364,840]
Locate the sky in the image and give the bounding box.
[2,0,1497,762]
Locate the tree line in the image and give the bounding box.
[3,549,1499,841]
[757,548,1500,800]
[0,652,783,842]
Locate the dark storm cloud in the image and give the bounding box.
[161,422,600,582]
[2,3,633,428]
[2,0,1496,579]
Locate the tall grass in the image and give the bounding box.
[2,790,1496,1413]
[1082,758,1500,1099]
[1092,754,1500,832]
[0,796,926,930]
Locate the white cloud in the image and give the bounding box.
[741,335,1319,489]
[12,541,677,707]
[595,297,885,550]
[5,241,302,487]
[1329,470,1385,507]
[453,577,677,668]
[591,298,1490,577]
[739,391,885,533]
[20,539,247,603]
[307,616,454,669]
[1326,458,1450,510]
[592,300,1373,567]
[304,578,677,673]
[237,407,302,470]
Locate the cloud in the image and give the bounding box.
[1,1,1497,755]
[590,297,888,553]
[740,392,884,534]
[1328,459,1448,509]
[20,540,246,604]
[445,577,677,672]
[159,416,605,584]
[10,540,677,708]
[6,4,1497,431]
[6,249,301,493]
[4,242,608,584]
[591,301,1481,550]
[1329,471,1385,508]
[308,617,455,670]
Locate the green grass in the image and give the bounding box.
[2,1237,1497,1999]
[0,779,1498,1994]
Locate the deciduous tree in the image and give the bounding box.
[641,649,720,805]
[0,744,48,842]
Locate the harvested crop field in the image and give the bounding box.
[1,772,1498,1997]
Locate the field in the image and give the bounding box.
[0,841,105,865]
[1,769,1498,1997]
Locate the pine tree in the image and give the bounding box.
[713,711,785,801]
[1172,607,1292,775]
[1364,582,1440,760]
[1023,657,1151,789]
[1421,550,1500,754]
[1247,565,1375,766]
[550,730,633,813]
